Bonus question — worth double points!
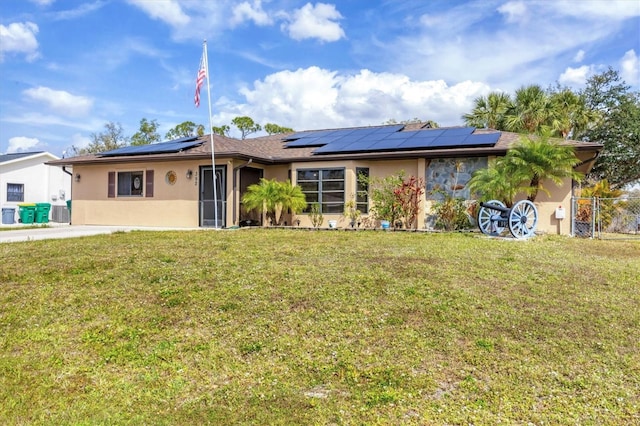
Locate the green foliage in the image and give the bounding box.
[461,68,639,188]
[211,124,230,137]
[309,202,323,228]
[365,172,404,225]
[264,123,294,135]
[506,132,582,201]
[343,199,361,226]
[165,121,205,140]
[579,69,640,188]
[242,179,306,226]
[467,133,581,205]
[76,121,128,154]
[232,116,262,140]
[466,158,521,207]
[430,190,472,231]
[130,118,160,146]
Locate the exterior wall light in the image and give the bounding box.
[186,169,193,179]
[75,174,81,182]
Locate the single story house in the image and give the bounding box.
[48,123,602,234]
[1,151,72,224]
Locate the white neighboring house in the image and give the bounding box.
[0,152,72,224]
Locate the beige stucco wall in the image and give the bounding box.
[70,149,597,235]
[72,160,219,227]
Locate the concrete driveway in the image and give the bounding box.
[0,223,203,243]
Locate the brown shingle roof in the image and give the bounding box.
[48,124,602,166]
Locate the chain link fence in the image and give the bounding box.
[572,197,640,239]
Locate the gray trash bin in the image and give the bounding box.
[2,208,16,224]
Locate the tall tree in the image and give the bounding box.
[131,118,160,146]
[578,68,640,188]
[264,123,294,135]
[505,85,552,134]
[462,92,512,129]
[165,121,205,140]
[548,89,596,139]
[232,116,262,140]
[78,122,129,154]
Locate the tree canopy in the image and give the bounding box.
[76,122,128,155]
[130,118,160,146]
[231,116,262,140]
[462,68,640,188]
[165,121,205,140]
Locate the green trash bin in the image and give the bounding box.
[35,203,51,223]
[66,200,72,224]
[18,203,36,224]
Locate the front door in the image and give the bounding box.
[200,165,226,227]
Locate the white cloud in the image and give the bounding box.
[383,0,639,92]
[213,67,489,135]
[51,1,107,20]
[281,3,345,42]
[573,49,585,62]
[29,0,55,5]
[8,136,41,153]
[127,0,190,27]
[558,65,592,86]
[231,0,272,27]
[0,22,40,62]
[620,49,639,87]
[23,87,93,117]
[497,1,528,24]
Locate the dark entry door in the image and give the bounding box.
[239,167,264,226]
[200,165,226,227]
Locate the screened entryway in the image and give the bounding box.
[200,165,226,227]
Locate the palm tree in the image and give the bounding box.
[467,158,522,207]
[505,133,583,201]
[505,85,552,134]
[549,89,598,139]
[242,179,306,225]
[462,92,512,129]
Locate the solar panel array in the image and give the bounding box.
[99,136,203,157]
[284,125,500,154]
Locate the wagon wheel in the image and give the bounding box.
[508,200,538,239]
[477,200,506,236]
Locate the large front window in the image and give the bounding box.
[7,183,24,202]
[117,171,144,196]
[297,168,345,213]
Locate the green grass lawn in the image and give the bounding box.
[1,230,638,425]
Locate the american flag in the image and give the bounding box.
[194,53,206,107]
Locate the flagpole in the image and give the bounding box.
[202,39,219,228]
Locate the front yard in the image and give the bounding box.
[1,230,638,424]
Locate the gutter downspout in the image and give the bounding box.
[62,166,73,224]
[232,159,253,225]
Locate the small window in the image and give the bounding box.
[117,171,144,196]
[356,168,369,214]
[7,183,24,202]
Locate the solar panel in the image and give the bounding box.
[285,124,404,148]
[99,138,203,157]
[313,127,500,154]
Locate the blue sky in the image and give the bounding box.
[1,0,638,157]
